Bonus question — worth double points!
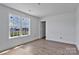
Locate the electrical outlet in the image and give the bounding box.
[60,37,63,39]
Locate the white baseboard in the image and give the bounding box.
[0,37,40,53]
[46,39,75,45]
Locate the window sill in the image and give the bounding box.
[9,34,30,39]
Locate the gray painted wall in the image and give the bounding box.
[0,5,40,51]
[41,12,76,44]
[76,5,79,50]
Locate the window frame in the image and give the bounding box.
[9,14,30,39]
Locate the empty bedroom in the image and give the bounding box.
[0,3,79,55]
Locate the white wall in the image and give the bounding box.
[76,5,79,50]
[41,13,76,44]
[0,5,40,51]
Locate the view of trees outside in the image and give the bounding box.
[9,14,30,37]
[21,17,30,35]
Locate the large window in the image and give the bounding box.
[9,14,30,38]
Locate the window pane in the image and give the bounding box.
[21,17,30,35]
[9,14,21,37]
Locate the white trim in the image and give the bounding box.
[9,35,30,39]
[46,39,75,45]
[9,13,31,39]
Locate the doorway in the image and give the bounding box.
[40,21,46,39]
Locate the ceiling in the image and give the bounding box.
[3,3,79,18]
